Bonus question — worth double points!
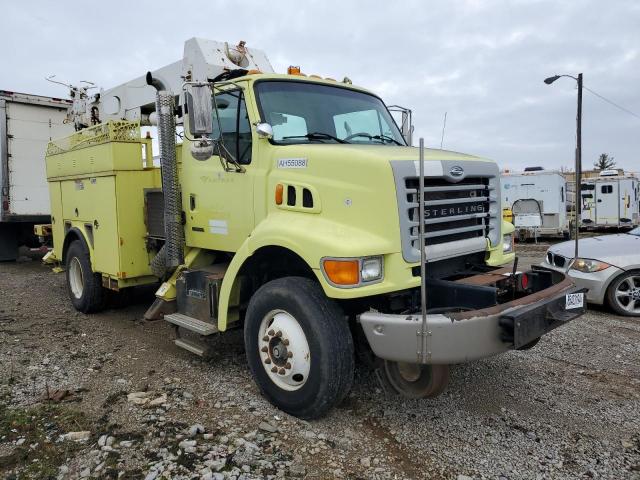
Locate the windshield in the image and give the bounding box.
[629,227,640,236]
[254,81,406,145]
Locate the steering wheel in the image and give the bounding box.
[343,132,371,142]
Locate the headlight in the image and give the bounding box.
[503,234,514,253]
[361,257,383,282]
[570,258,611,273]
[322,256,383,287]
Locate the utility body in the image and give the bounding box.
[41,38,586,418]
[0,91,72,260]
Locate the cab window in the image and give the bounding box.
[212,90,252,165]
[270,112,308,141]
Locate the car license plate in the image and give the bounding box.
[565,292,584,310]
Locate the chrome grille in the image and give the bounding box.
[406,177,491,248]
[392,160,500,264]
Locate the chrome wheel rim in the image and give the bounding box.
[614,275,640,315]
[69,257,84,299]
[258,310,310,391]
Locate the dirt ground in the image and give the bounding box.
[0,244,639,479]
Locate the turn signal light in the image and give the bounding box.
[323,259,359,285]
[275,184,284,205]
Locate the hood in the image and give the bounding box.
[268,143,492,165]
[549,233,640,268]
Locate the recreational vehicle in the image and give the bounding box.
[580,171,639,229]
[501,169,570,239]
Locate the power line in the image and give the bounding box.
[583,85,640,121]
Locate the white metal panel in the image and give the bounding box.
[6,101,71,215]
[595,180,618,226]
[500,172,567,232]
[619,178,639,225]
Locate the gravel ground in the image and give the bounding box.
[1,245,639,479]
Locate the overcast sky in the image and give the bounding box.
[1,0,638,171]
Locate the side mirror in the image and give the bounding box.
[186,84,213,136]
[255,123,273,139]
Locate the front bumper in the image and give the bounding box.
[358,279,586,365]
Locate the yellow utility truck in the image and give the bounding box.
[42,39,586,418]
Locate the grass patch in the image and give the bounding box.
[0,402,91,479]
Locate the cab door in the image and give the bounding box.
[183,88,256,253]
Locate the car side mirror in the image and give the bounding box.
[186,84,213,136]
[255,123,273,139]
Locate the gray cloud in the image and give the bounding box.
[2,0,638,171]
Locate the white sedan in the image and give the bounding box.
[543,227,640,316]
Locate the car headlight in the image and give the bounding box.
[570,258,611,273]
[503,234,514,253]
[322,256,383,287]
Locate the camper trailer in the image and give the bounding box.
[501,169,570,240]
[580,171,639,229]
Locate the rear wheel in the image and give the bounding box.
[65,240,104,313]
[606,270,640,317]
[378,361,449,399]
[244,277,354,419]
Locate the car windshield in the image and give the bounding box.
[629,227,640,236]
[254,81,405,145]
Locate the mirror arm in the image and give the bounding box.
[214,140,246,173]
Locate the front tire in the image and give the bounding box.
[606,270,640,317]
[244,277,354,419]
[65,240,104,313]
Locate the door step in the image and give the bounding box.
[164,313,219,335]
[174,337,208,357]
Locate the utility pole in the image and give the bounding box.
[544,72,583,260]
[575,73,583,260]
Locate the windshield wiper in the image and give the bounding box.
[347,133,403,145]
[283,132,349,144]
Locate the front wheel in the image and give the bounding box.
[606,270,640,317]
[244,277,354,419]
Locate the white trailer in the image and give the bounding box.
[0,90,72,260]
[580,172,639,229]
[501,170,570,239]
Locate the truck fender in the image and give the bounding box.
[62,227,92,265]
[216,238,316,331]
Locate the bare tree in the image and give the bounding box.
[594,153,616,170]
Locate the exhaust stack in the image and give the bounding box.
[147,72,184,271]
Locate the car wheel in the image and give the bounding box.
[606,270,640,317]
[244,277,354,419]
[65,240,105,313]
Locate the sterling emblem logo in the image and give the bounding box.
[450,166,464,177]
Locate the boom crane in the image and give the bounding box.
[65,39,274,129]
